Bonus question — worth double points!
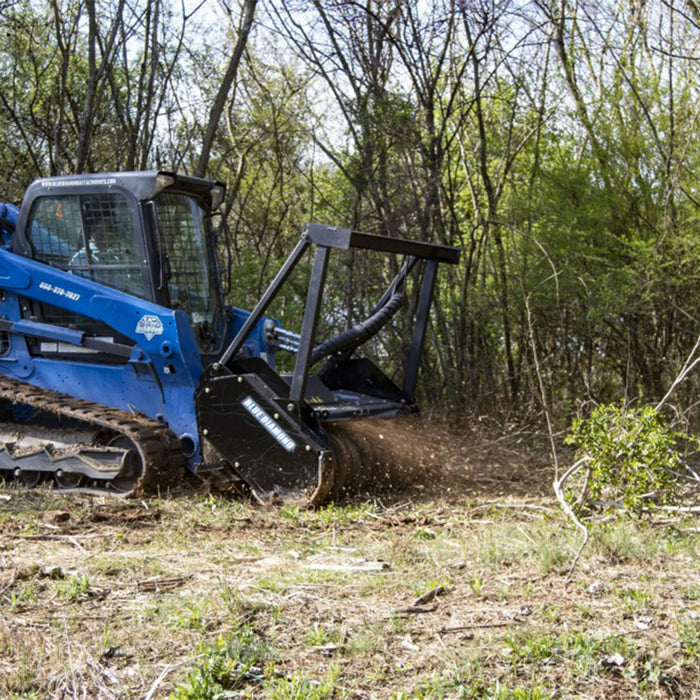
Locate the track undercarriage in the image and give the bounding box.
[0,375,186,496]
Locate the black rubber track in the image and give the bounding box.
[0,374,186,496]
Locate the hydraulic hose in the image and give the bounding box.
[310,289,405,366]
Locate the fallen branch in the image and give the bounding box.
[5,533,86,549]
[553,456,592,582]
[412,586,446,607]
[470,502,557,512]
[6,617,52,629]
[307,561,390,573]
[655,332,700,412]
[137,575,191,593]
[642,504,700,513]
[397,604,438,614]
[439,621,514,633]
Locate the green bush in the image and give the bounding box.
[564,403,691,514]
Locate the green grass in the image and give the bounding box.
[278,501,378,528]
[504,629,637,672]
[57,573,93,602]
[2,580,39,612]
[677,618,700,660]
[681,584,700,602]
[263,666,342,699]
[169,625,274,699]
[617,585,652,614]
[3,486,700,698]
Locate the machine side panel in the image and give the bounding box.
[0,248,204,462]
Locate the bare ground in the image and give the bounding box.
[1,417,699,699]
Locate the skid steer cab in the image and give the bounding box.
[0,171,459,505]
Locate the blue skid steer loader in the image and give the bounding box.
[0,172,459,505]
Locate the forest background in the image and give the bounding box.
[2,0,700,430]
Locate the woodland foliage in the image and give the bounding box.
[2,0,700,425]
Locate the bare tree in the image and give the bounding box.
[195,0,257,178]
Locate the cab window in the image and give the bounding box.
[28,193,143,296]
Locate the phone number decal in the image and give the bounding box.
[39,281,81,301]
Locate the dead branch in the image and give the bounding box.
[438,621,514,633]
[136,575,191,593]
[397,604,439,614]
[412,586,446,606]
[553,455,592,582]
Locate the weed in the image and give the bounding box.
[279,505,304,525]
[590,520,653,563]
[343,628,384,658]
[174,600,212,630]
[279,502,375,528]
[414,577,451,598]
[481,683,554,700]
[395,669,477,698]
[681,584,700,602]
[90,556,127,576]
[394,678,553,700]
[574,602,595,619]
[541,605,563,624]
[255,575,287,594]
[413,526,437,540]
[58,573,93,602]
[258,567,350,593]
[677,618,700,660]
[218,578,273,624]
[533,538,570,573]
[636,654,681,696]
[386,533,428,567]
[132,598,180,625]
[3,581,38,612]
[505,630,558,663]
[468,573,483,596]
[169,624,274,699]
[0,639,41,696]
[476,539,510,567]
[264,665,342,699]
[505,629,636,677]
[617,586,651,614]
[304,622,330,647]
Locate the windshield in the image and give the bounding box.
[154,192,222,349]
[28,192,144,297]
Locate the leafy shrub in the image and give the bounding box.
[564,402,691,514]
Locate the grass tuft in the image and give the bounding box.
[169,624,273,699]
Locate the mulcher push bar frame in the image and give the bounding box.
[220,223,460,403]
